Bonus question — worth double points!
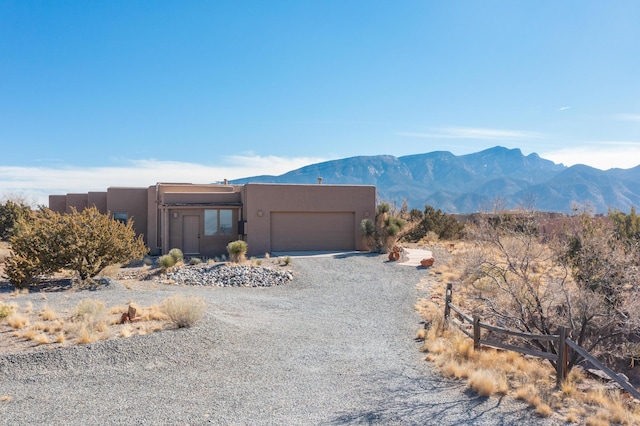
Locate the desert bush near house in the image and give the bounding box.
[226,240,248,263]
[168,248,184,264]
[158,254,176,269]
[359,202,407,253]
[4,206,148,287]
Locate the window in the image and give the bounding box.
[113,212,128,224]
[204,209,233,236]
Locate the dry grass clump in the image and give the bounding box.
[72,299,108,342]
[161,294,206,328]
[7,312,30,329]
[0,395,11,402]
[38,305,57,321]
[468,369,501,397]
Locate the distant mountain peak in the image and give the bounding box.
[231,146,640,214]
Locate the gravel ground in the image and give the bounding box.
[0,253,560,425]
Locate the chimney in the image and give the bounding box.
[317,177,323,185]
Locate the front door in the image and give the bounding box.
[182,215,200,254]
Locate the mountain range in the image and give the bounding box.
[232,146,640,214]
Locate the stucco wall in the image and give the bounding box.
[87,192,108,213]
[242,183,375,255]
[48,195,67,213]
[106,188,149,242]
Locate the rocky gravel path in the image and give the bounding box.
[0,253,559,425]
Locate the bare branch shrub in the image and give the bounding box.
[460,204,640,371]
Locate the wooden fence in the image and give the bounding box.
[443,283,640,399]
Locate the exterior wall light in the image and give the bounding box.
[257,210,263,217]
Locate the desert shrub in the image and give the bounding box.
[168,248,184,264]
[360,218,376,250]
[188,257,202,265]
[402,205,465,242]
[282,256,291,266]
[158,254,176,269]
[365,202,408,252]
[5,206,148,286]
[227,240,248,263]
[161,294,206,328]
[0,199,33,241]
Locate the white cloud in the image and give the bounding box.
[541,142,640,170]
[398,127,541,140]
[559,106,570,111]
[0,155,327,206]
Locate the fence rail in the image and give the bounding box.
[443,283,639,398]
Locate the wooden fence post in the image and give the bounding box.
[473,315,481,350]
[444,283,452,320]
[556,326,568,388]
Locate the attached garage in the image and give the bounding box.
[270,212,356,252]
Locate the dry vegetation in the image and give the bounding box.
[416,240,640,425]
[0,271,206,355]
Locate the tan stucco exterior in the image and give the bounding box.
[48,182,375,257]
[242,183,374,254]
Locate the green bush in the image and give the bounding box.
[227,240,248,263]
[188,257,202,265]
[158,254,176,269]
[168,248,184,264]
[5,207,148,287]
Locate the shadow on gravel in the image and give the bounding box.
[327,372,541,426]
[0,278,74,294]
[333,252,380,260]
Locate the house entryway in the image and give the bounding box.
[182,215,200,254]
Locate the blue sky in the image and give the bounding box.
[1,1,639,204]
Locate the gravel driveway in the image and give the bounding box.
[0,253,559,425]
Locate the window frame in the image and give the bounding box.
[204,209,234,236]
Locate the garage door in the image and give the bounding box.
[271,212,355,252]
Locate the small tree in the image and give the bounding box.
[372,202,405,252]
[5,207,148,286]
[226,240,248,263]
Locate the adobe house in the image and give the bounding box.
[49,182,375,257]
